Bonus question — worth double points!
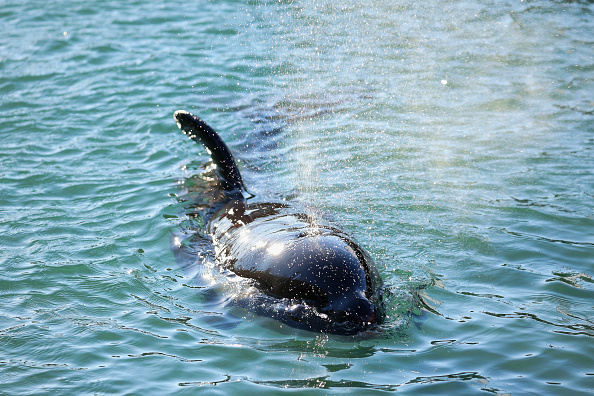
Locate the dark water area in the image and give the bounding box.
[1,0,593,394]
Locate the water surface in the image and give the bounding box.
[1,0,593,394]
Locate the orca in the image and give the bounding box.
[173,110,385,335]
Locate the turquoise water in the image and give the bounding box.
[1,0,593,394]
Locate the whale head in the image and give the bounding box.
[256,234,385,334]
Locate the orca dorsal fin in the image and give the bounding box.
[174,110,246,192]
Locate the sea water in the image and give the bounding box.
[1,0,592,394]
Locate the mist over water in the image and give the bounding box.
[1,0,593,394]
